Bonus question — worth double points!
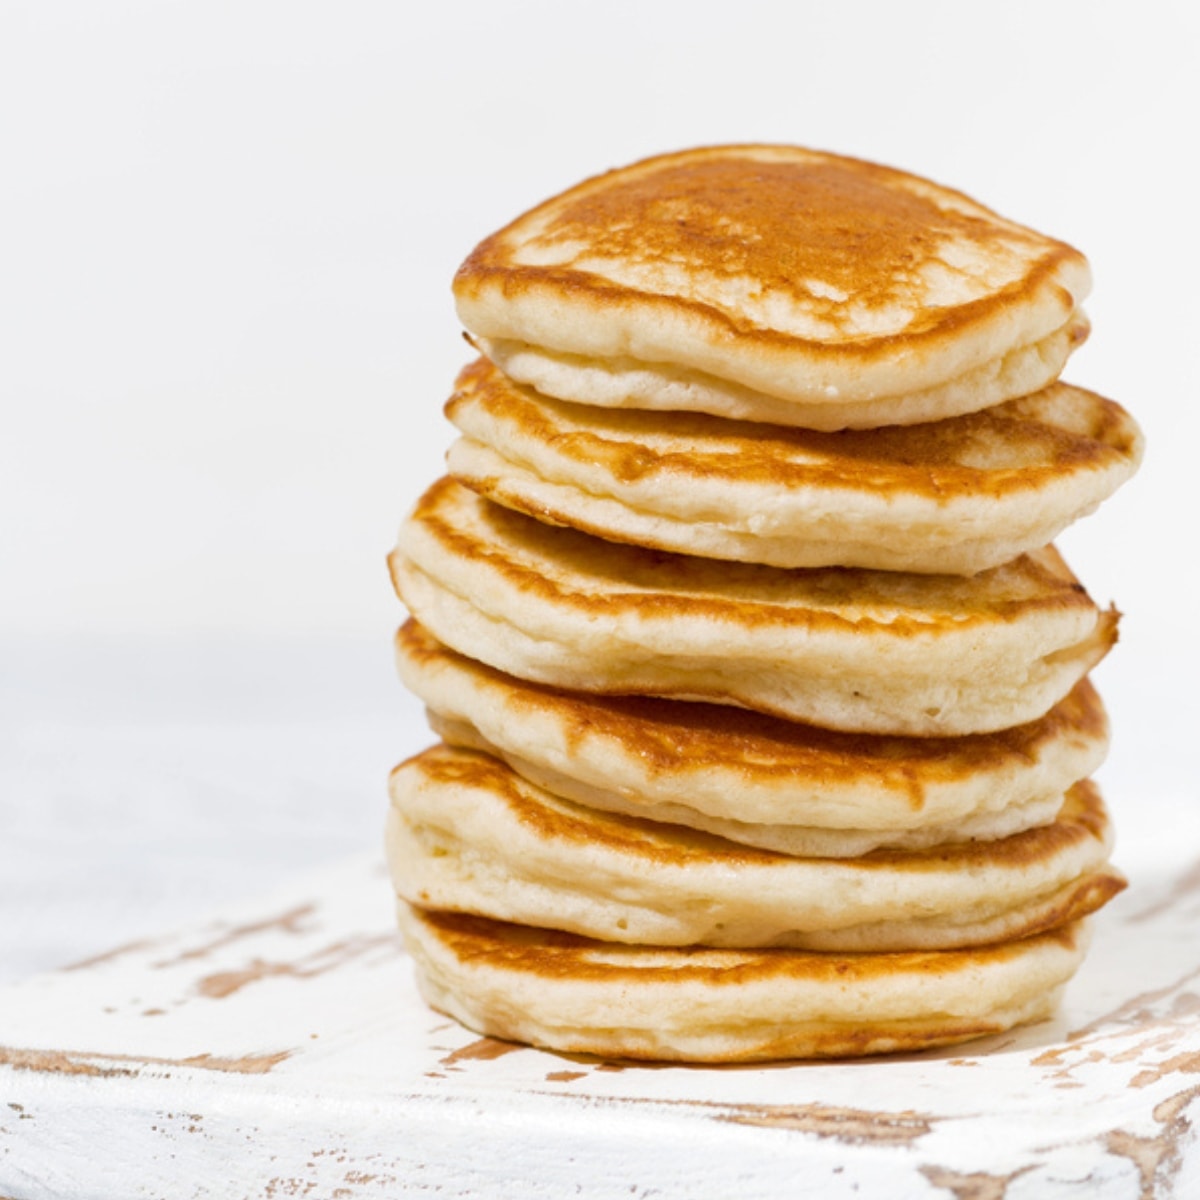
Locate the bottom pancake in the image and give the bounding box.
[398,904,1091,1062]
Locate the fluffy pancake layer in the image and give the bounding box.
[475,320,1089,432]
[446,357,1143,574]
[398,904,1092,1062]
[389,478,1116,736]
[454,145,1092,429]
[388,744,1123,952]
[396,622,1110,855]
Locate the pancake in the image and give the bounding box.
[475,320,1089,433]
[397,904,1093,1061]
[396,622,1110,856]
[387,744,1124,952]
[388,478,1117,736]
[445,357,1143,575]
[453,145,1092,430]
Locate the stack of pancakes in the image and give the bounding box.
[386,145,1143,1062]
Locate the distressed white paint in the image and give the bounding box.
[2,839,1199,1199]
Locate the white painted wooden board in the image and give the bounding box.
[2,835,1200,1200]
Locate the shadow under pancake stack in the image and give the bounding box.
[386,145,1144,1062]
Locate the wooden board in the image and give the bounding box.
[3,835,1200,1199]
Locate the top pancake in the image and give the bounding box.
[454,144,1092,429]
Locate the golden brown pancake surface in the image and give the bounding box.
[454,145,1091,426]
[396,621,1110,853]
[445,356,1143,572]
[387,744,1125,952]
[399,903,1092,1061]
[389,478,1116,735]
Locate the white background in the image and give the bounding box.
[2,0,1196,979]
